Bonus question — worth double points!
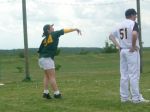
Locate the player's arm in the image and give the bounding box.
[63,28,82,35]
[130,31,138,52]
[109,33,121,50]
[130,22,139,52]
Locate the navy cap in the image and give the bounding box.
[125,8,137,18]
[43,24,54,32]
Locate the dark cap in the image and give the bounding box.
[43,24,54,32]
[125,8,137,18]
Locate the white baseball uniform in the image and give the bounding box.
[111,19,141,101]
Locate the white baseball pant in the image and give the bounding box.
[120,49,141,101]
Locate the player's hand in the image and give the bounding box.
[129,47,137,52]
[76,29,82,35]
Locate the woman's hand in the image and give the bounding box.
[76,29,82,35]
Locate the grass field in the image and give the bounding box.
[0,49,150,112]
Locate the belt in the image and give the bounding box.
[120,47,130,50]
[120,47,139,51]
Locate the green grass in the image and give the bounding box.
[0,50,150,112]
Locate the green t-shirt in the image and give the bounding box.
[38,29,64,59]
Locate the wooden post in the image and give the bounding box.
[136,0,143,73]
[22,0,31,81]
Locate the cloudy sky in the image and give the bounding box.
[0,0,150,49]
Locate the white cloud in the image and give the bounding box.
[0,0,150,49]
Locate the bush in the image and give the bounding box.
[55,49,61,56]
[18,51,25,58]
[16,66,23,73]
[102,40,118,53]
[55,64,61,71]
[55,49,62,70]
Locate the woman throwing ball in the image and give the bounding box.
[38,24,81,99]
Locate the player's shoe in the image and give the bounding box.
[43,93,52,99]
[54,93,62,99]
[121,98,132,103]
[132,96,150,103]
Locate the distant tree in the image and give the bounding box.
[79,49,89,55]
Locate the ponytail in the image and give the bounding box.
[42,31,49,37]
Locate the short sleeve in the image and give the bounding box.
[133,22,139,32]
[53,29,64,38]
[111,28,119,39]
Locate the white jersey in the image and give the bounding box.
[111,19,140,49]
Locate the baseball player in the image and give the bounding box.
[38,24,81,99]
[109,8,149,103]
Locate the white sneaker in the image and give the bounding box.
[121,99,132,103]
[132,98,150,103]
